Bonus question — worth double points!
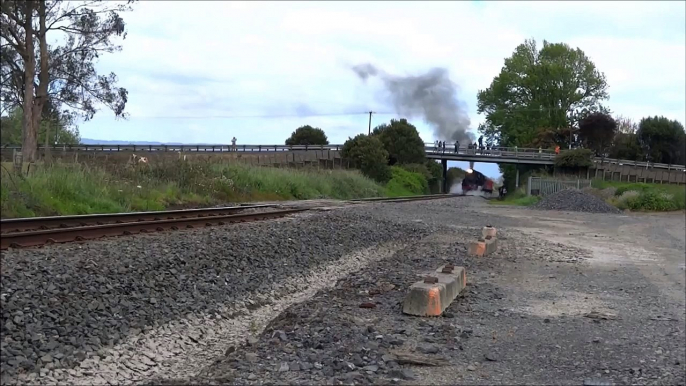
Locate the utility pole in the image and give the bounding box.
[368,111,373,135]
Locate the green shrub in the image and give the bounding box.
[341,134,392,183]
[385,166,429,197]
[630,191,678,211]
[554,148,594,168]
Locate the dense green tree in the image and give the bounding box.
[608,133,643,161]
[1,107,79,146]
[477,38,609,149]
[578,112,617,156]
[340,134,391,183]
[285,125,329,146]
[371,119,426,165]
[637,116,685,164]
[1,0,135,161]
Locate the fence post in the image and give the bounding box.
[576,179,580,189]
[527,176,532,196]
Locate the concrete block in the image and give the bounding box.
[482,226,497,239]
[468,240,486,256]
[484,236,498,255]
[402,265,467,317]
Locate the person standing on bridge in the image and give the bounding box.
[454,140,459,154]
[478,135,483,154]
[231,137,237,152]
[555,145,560,155]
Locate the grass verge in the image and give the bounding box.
[592,179,685,211]
[0,160,386,218]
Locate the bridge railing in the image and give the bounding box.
[424,144,557,159]
[2,143,684,171]
[0,144,344,153]
[425,144,686,171]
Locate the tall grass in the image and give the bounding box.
[0,160,385,218]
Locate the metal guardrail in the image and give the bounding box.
[2,143,684,171]
[527,177,592,197]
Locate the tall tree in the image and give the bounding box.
[578,112,617,156]
[1,0,135,162]
[477,38,609,149]
[371,118,425,165]
[637,116,686,164]
[285,125,329,146]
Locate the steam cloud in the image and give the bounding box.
[351,63,475,144]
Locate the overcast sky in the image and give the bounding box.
[80,1,685,177]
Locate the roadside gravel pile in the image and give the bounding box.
[533,189,622,214]
[0,209,432,385]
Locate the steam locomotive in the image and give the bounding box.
[461,162,494,194]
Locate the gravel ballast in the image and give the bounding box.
[0,209,430,385]
[2,196,684,386]
[533,189,622,214]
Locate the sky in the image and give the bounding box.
[78,1,685,178]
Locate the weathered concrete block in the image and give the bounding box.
[484,236,498,255]
[402,265,467,317]
[482,226,497,239]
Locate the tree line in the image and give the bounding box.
[476,38,685,188]
[284,121,443,189]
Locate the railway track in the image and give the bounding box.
[0,194,462,250]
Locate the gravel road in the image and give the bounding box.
[1,196,684,385]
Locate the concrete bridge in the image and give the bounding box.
[2,144,684,189]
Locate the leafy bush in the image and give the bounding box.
[554,148,594,168]
[340,134,391,183]
[385,166,429,197]
[629,191,678,211]
[610,190,640,210]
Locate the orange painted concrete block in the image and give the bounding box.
[402,265,467,317]
[468,240,486,256]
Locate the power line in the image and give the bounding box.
[125,112,398,120]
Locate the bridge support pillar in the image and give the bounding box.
[441,159,448,193]
[515,166,520,189]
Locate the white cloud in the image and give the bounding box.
[81,0,685,152]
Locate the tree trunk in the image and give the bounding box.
[32,0,50,157]
[21,1,37,162]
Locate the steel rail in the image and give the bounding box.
[0,194,468,250]
[0,208,308,250]
[349,194,460,202]
[0,204,277,233]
